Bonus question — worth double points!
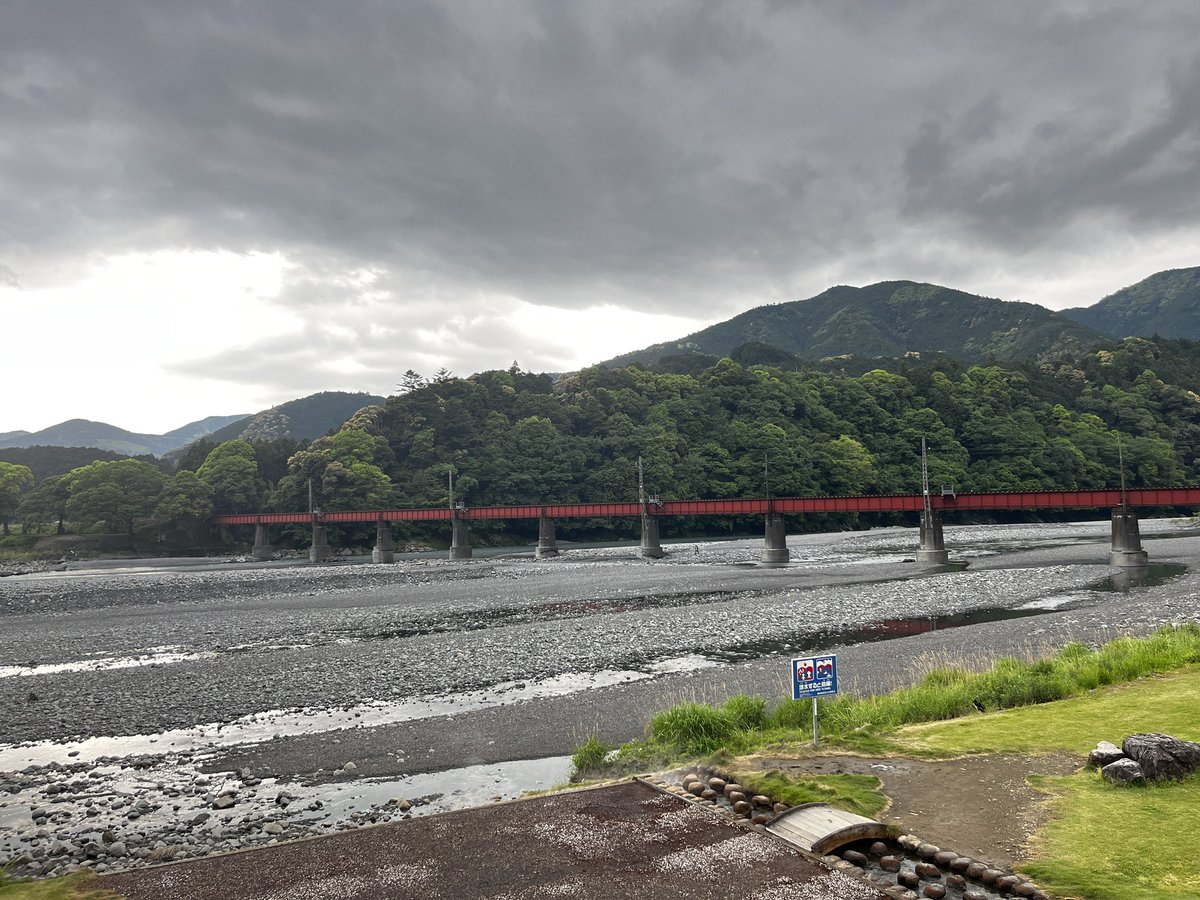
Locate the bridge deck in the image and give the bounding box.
[211,487,1200,526]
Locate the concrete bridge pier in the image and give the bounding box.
[640,513,665,559]
[1110,508,1149,567]
[450,514,472,560]
[536,516,559,559]
[761,512,790,565]
[251,523,273,561]
[372,519,395,563]
[916,509,949,564]
[309,522,333,563]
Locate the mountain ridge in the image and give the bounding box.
[1061,266,1200,339]
[198,391,387,447]
[605,280,1107,369]
[0,415,249,457]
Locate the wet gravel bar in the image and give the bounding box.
[2,519,1199,879]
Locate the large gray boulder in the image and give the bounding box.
[1087,740,1125,768]
[1122,733,1200,781]
[1101,758,1146,785]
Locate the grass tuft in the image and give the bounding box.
[569,735,613,781]
[649,702,738,755]
[722,694,767,730]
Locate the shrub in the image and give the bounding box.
[570,735,612,780]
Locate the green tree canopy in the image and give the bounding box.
[197,440,265,513]
[271,428,395,512]
[65,459,168,535]
[153,470,214,544]
[0,461,35,535]
[17,474,69,535]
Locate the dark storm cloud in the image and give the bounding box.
[4,0,1200,318]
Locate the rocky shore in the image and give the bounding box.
[1,754,449,879]
[3,520,1199,880]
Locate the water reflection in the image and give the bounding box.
[1097,563,1186,593]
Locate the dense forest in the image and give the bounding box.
[366,337,1196,511]
[5,335,1200,551]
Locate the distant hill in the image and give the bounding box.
[1,392,387,464]
[199,392,386,446]
[161,415,252,447]
[0,446,164,480]
[0,415,248,457]
[1061,267,1200,340]
[605,281,1106,369]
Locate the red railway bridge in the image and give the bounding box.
[212,487,1200,568]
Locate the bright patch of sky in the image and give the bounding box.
[3,251,296,433]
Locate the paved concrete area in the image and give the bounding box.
[99,781,888,899]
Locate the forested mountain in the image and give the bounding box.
[321,337,1197,519]
[606,281,1106,370]
[0,415,247,456]
[1062,267,1200,340]
[198,392,386,447]
[161,416,252,447]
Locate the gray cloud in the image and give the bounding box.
[5,1,1200,350]
[167,287,580,397]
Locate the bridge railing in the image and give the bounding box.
[210,486,1200,527]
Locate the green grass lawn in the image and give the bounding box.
[1020,773,1200,900]
[894,665,1200,756]
[0,871,120,900]
[890,666,1200,899]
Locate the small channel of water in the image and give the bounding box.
[703,562,1187,664]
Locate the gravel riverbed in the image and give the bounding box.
[2,519,1199,879]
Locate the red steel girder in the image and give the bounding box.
[210,486,1200,526]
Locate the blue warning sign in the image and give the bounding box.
[791,654,838,700]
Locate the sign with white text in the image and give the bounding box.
[791,654,838,700]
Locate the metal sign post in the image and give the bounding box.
[791,655,839,748]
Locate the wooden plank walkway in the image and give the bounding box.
[767,802,889,855]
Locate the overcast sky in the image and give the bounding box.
[4,1,1200,434]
